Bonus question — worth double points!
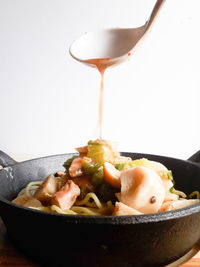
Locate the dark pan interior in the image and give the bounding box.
[0,152,200,201]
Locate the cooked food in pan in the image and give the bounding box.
[12,140,199,216]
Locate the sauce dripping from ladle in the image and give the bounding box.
[86,58,113,139]
[70,0,166,139]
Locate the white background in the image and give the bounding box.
[0,0,199,161]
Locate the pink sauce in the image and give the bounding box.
[86,58,111,139]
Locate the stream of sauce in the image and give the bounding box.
[86,58,112,139]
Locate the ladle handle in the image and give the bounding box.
[188,151,200,165]
[145,0,166,32]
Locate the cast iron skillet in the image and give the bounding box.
[0,150,200,267]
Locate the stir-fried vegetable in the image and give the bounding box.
[82,157,101,174]
[157,170,173,180]
[87,140,119,164]
[123,158,152,170]
[115,163,124,171]
[63,156,78,172]
[91,166,104,187]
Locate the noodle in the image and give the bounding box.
[51,205,77,215]
[189,191,200,199]
[173,189,186,198]
[14,176,197,216]
[75,192,103,209]
[17,181,107,216]
[170,187,187,198]
[71,206,101,216]
[25,181,43,197]
[29,206,52,212]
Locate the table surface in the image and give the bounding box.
[0,218,199,267]
[0,218,38,266]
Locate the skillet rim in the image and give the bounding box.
[0,151,200,224]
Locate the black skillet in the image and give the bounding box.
[0,150,200,267]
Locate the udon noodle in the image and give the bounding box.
[20,181,114,215]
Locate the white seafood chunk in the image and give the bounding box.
[159,199,199,212]
[13,194,43,208]
[149,161,178,202]
[119,166,165,213]
[113,202,142,216]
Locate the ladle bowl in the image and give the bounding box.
[69,0,166,67]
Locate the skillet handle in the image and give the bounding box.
[187,151,200,164]
[0,150,17,168]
